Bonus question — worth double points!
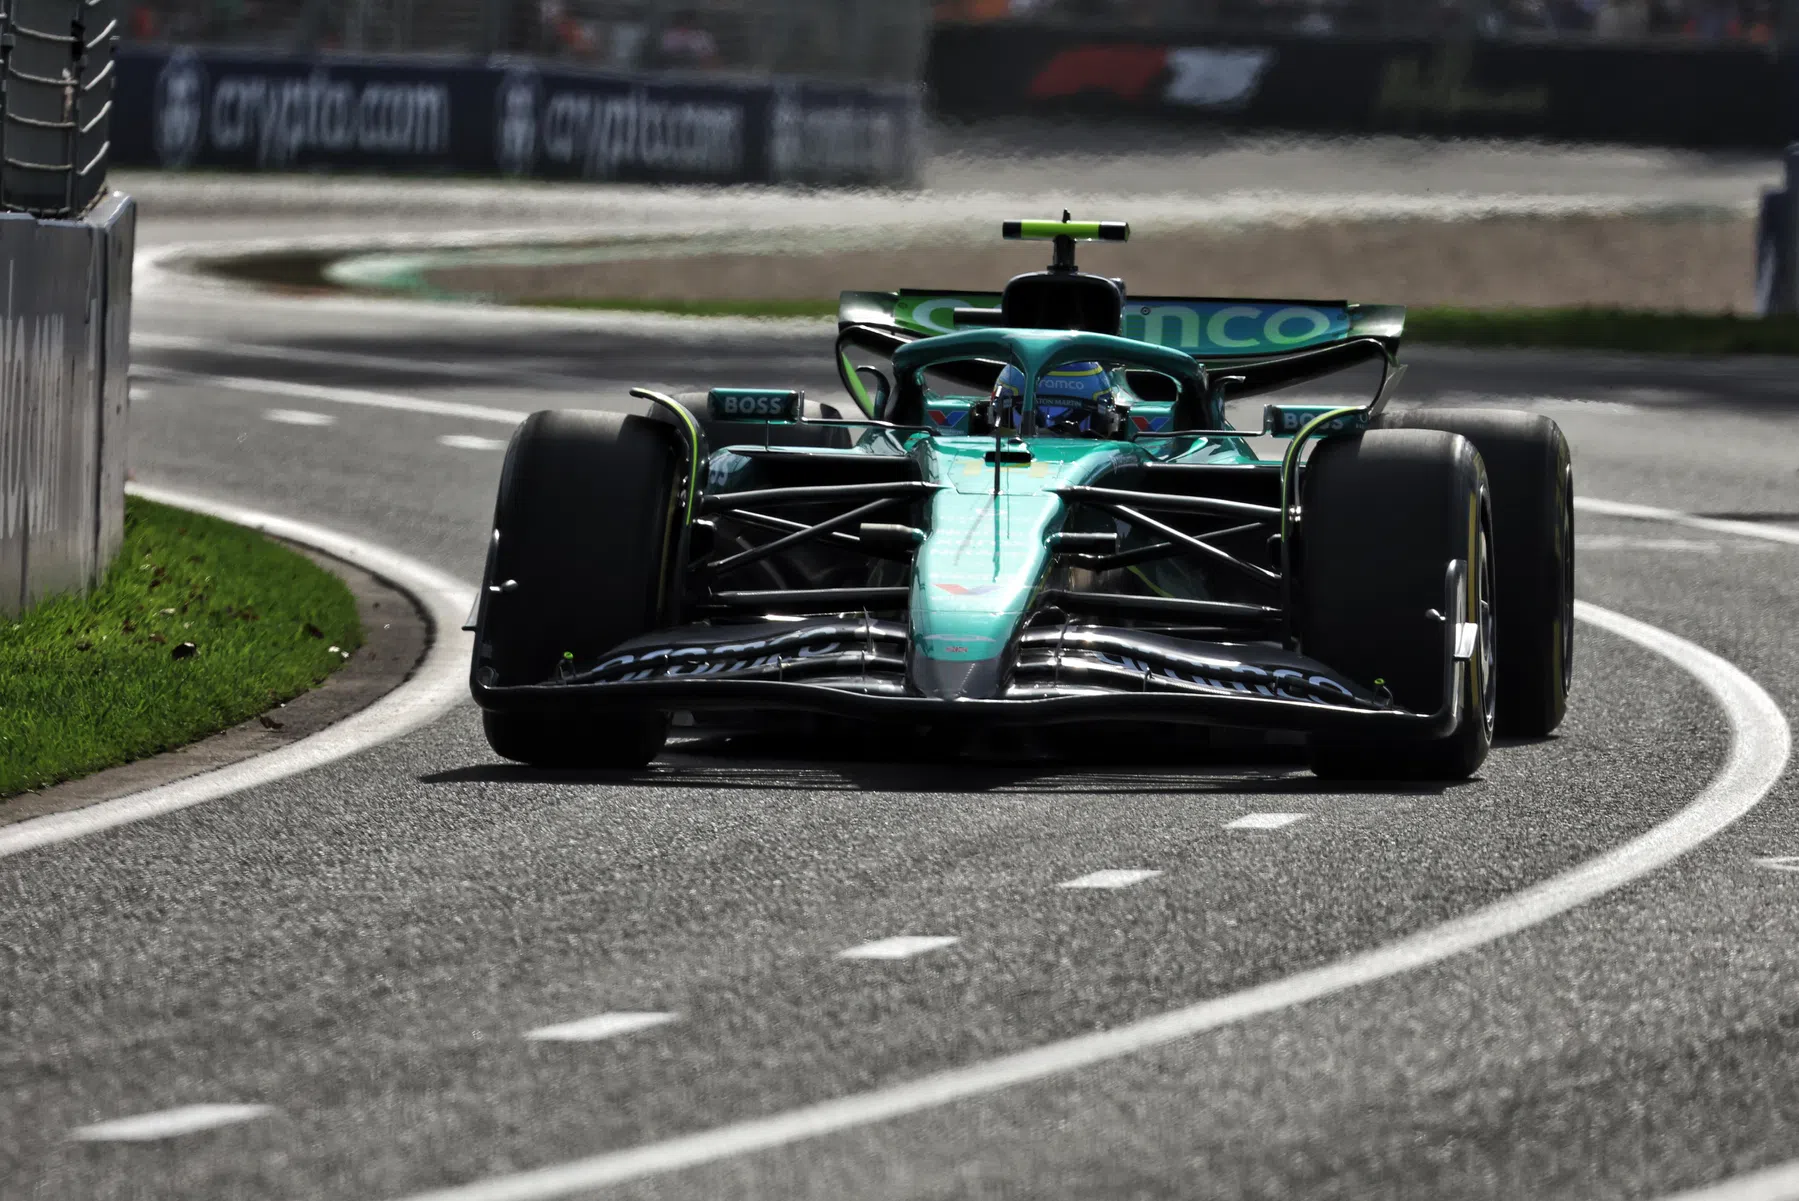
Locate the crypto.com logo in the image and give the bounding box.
[154,49,208,168]
[1028,44,1273,110]
[494,66,541,177]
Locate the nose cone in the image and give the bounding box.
[907,651,1008,701]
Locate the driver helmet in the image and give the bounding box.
[990,361,1118,434]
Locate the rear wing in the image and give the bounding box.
[838,290,1406,359]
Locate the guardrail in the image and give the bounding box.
[112,46,922,186]
[0,191,135,617]
[927,23,1788,149]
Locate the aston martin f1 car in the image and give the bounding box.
[469,219,1575,779]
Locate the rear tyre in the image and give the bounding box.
[1375,408,1573,736]
[474,409,677,769]
[1299,429,1496,781]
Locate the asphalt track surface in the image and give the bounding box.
[6,192,1799,1201]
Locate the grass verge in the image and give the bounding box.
[0,498,363,798]
[532,297,1799,355]
[523,296,842,320]
[1406,308,1799,355]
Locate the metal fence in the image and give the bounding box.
[4,0,119,217]
[120,0,930,81]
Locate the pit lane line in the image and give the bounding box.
[0,485,476,861]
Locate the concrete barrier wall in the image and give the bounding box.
[0,192,137,617]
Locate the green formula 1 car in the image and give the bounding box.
[469,219,1575,779]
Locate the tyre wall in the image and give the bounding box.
[0,192,137,617]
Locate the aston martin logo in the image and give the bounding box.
[935,583,1003,597]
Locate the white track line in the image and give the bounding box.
[526,1013,679,1043]
[386,600,1789,1201]
[70,1103,274,1141]
[1578,497,1799,547]
[0,486,475,861]
[439,434,510,452]
[134,332,606,392]
[1059,869,1162,890]
[136,332,535,383]
[1656,1160,1799,1201]
[838,936,960,961]
[134,364,528,427]
[1581,536,1731,553]
[263,408,336,427]
[1225,813,1307,830]
[1752,856,1799,872]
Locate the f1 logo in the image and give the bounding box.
[1028,44,1274,110]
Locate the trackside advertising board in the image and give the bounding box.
[113,47,921,185]
[929,24,1787,149]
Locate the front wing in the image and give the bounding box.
[473,566,1477,739]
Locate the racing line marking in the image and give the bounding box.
[1059,869,1163,890]
[439,434,510,452]
[838,937,960,961]
[263,408,336,427]
[1653,1158,1799,1201]
[133,332,611,393]
[131,365,531,427]
[525,1013,679,1043]
[384,601,1790,1201]
[0,486,476,861]
[1225,813,1307,830]
[1576,498,1799,548]
[70,1104,274,1142]
[1751,857,1799,873]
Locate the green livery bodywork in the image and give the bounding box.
[697,320,1387,691]
[518,257,1430,729]
[474,221,1511,767]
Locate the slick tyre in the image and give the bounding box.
[1375,408,1573,736]
[475,409,677,769]
[1299,429,1496,781]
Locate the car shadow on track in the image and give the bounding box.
[420,737,1480,797]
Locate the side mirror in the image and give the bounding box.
[851,366,891,414]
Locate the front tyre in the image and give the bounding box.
[1376,408,1574,736]
[474,409,680,769]
[1299,429,1496,781]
